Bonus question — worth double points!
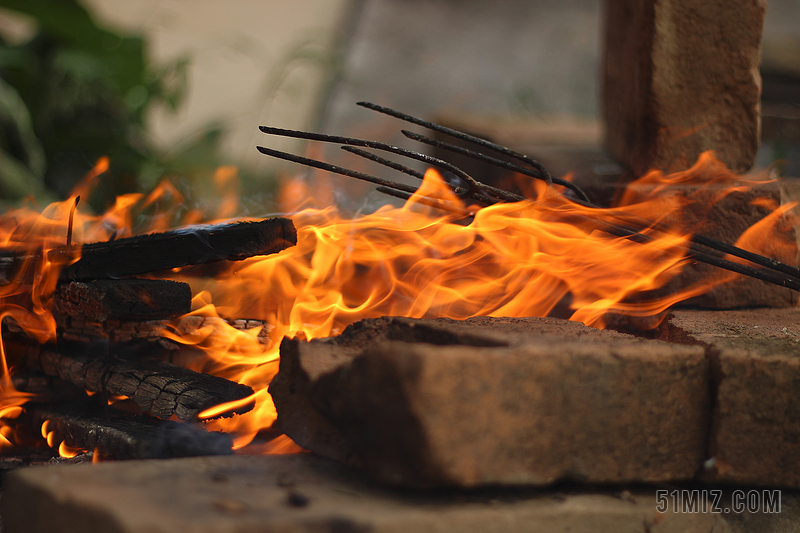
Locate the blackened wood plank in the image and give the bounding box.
[7,339,255,421]
[53,279,192,321]
[0,217,296,283]
[30,404,233,460]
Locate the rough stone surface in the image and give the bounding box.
[271,316,709,488]
[621,178,799,309]
[661,308,800,487]
[602,0,765,175]
[4,453,795,533]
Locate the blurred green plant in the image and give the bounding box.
[0,0,192,210]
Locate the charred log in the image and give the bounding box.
[53,279,192,322]
[49,315,273,349]
[7,338,255,421]
[0,217,296,283]
[30,404,233,460]
[11,369,86,403]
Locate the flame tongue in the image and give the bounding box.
[0,153,793,451]
[182,167,704,444]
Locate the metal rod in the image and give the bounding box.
[259,126,486,199]
[357,101,555,186]
[341,146,426,181]
[255,145,419,195]
[375,187,475,218]
[401,130,590,202]
[257,105,800,295]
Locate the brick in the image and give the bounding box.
[661,308,800,487]
[2,453,786,533]
[271,316,709,488]
[602,0,765,175]
[620,178,799,309]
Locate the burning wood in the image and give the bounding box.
[6,338,254,421]
[0,216,296,284]
[53,279,192,322]
[0,195,296,457]
[32,405,233,460]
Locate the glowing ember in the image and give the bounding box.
[0,151,794,452]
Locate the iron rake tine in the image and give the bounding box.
[259,125,504,204]
[341,146,426,181]
[401,129,590,203]
[255,145,419,196]
[357,101,555,187]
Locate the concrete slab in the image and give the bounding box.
[4,453,793,533]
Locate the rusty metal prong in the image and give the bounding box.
[341,146,491,203]
[356,101,555,187]
[255,145,419,196]
[401,130,590,203]
[258,125,503,202]
[341,146,426,181]
[375,187,475,218]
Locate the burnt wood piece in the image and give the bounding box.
[53,279,192,321]
[11,369,88,403]
[0,217,296,283]
[48,315,273,348]
[7,339,255,421]
[30,404,232,460]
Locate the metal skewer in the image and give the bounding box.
[257,103,800,294]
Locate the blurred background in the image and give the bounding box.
[0,0,798,214]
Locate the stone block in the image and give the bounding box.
[271,316,709,488]
[662,308,800,487]
[602,0,765,175]
[621,178,799,309]
[4,453,791,533]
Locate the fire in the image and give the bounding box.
[0,152,794,453]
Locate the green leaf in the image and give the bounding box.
[0,148,51,201]
[0,78,46,178]
[2,0,146,94]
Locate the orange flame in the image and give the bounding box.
[58,441,86,458]
[165,153,793,446]
[0,158,244,450]
[0,152,794,453]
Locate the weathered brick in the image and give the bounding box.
[271,316,709,488]
[661,308,800,487]
[3,453,787,533]
[602,0,765,175]
[620,178,799,309]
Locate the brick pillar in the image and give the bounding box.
[602,0,766,175]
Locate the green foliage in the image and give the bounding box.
[0,0,190,210]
